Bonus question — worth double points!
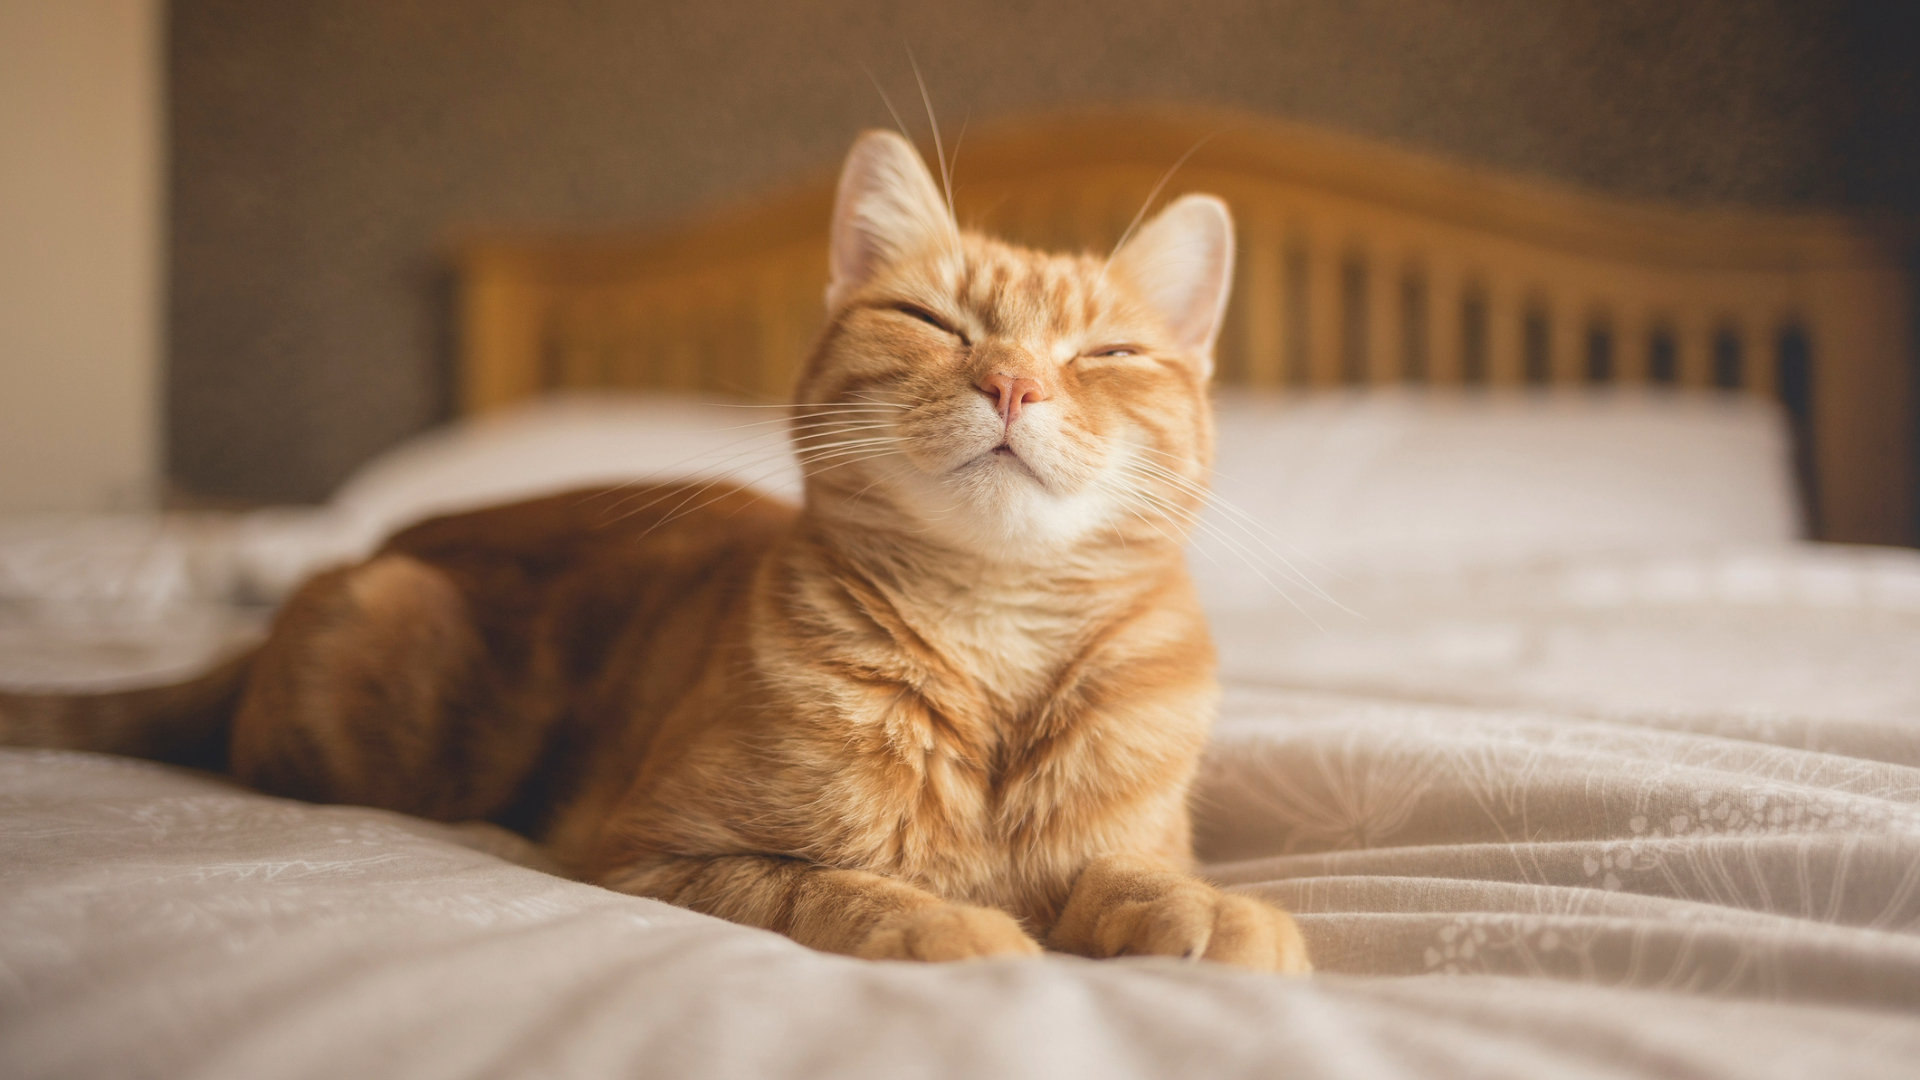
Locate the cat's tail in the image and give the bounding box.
[0,648,257,770]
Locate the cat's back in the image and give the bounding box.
[377,482,795,678]
[382,482,793,568]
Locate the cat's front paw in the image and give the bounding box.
[854,902,1043,962]
[1049,855,1311,973]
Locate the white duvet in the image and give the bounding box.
[5,392,1918,1078]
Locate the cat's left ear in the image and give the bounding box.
[1112,195,1235,376]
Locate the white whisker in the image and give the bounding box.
[709,400,909,410]
[1099,129,1229,283]
[573,434,795,509]
[905,46,959,244]
[1131,444,1352,585]
[701,410,899,433]
[859,62,913,147]
[597,452,796,528]
[582,409,907,511]
[1121,486,1329,630]
[1123,459,1358,619]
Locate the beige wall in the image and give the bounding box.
[0,0,161,513]
[168,1,1904,506]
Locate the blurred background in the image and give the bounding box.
[2,0,1915,531]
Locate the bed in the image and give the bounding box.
[5,110,1919,1079]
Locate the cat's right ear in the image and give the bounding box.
[826,130,954,312]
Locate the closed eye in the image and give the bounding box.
[1084,345,1142,359]
[894,304,968,345]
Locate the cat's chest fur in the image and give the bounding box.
[905,577,1086,711]
[742,558,1205,920]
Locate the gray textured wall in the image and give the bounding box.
[168,0,1909,503]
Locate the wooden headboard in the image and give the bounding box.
[454,108,1915,545]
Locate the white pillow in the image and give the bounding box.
[1190,387,1800,608]
[328,393,803,536]
[229,387,1796,601]
[0,387,1802,635]
[228,394,805,598]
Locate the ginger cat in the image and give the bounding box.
[3,131,1309,971]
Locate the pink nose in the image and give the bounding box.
[977,372,1051,424]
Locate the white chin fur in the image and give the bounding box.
[843,449,1102,557]
[821,404,1125,558]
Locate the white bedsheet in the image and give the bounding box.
[6,544,1920,1079]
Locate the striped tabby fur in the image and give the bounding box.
[2,131,1307,970]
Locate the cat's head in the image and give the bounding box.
[792,130,1229,562]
